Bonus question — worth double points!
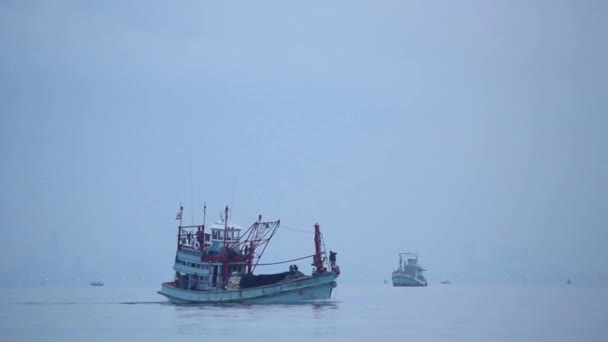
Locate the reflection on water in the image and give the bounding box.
[174,301,340,336]
[310,302,338,319]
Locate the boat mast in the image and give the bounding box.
[313,223,325,273]
[177,204,183,250]
[223,206,228,254]
[246,215,261,274]
[221,205,229,288]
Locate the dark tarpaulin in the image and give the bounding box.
[239,271,303,289]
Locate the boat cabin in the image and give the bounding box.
[171,205,282,292]
[174,219,249,291]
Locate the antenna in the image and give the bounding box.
[177,203,183,250]
[202,202,207,228]
[224,206,229,256]
[188,158,194,225]
[230,177,236,214]
[179,203,183,221]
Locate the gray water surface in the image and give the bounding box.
[1,284,606,341]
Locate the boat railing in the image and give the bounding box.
[179,229,244,249]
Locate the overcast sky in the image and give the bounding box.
[1,0,606,286]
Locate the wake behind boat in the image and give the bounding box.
[158,205,340,304]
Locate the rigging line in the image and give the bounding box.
[188,150,194,225]
[189,172,194,225]
[321,233,329,269]
[229,208,314,233]
[229,208,259,222]
[280,225,314,233]
[230,177,236,216]
[255,254,315,266]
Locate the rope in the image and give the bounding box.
[255,254,314,266]
[280,225,313,233]
[230,208,314,233]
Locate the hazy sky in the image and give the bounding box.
[1,0,606,286]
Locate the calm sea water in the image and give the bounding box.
[1,283,606,341]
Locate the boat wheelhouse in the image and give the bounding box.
[392,252,428,287]
[158,205,340,303]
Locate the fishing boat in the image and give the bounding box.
[392,252,427,287]
[90,281,104,286]
[440,280,451,285]
[157,205,340,304]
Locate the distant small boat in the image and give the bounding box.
[90,281,104,286]
[440,280,451,285]
[566,279,572,285]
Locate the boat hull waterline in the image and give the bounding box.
[158,272,338,304]
[392,272,427,287]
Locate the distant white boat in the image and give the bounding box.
[90,281,104,286]
[392,252,428,287]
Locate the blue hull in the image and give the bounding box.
[158,272,338,304]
